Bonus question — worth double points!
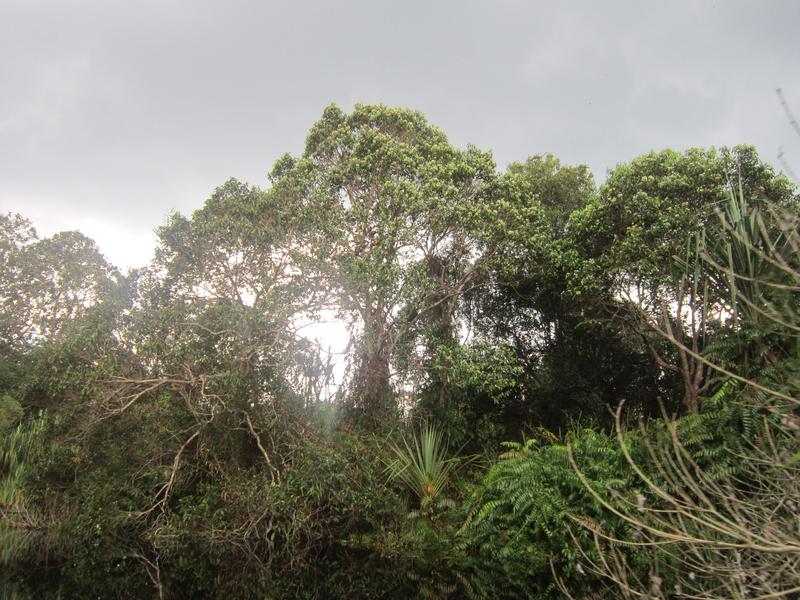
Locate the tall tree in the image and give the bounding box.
[140,178,328,411]
[270,104,496,426]
[566,146,798,412]
[0,212,118,354]
[505,153,594,232]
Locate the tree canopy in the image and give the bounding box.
[1,103,798,599]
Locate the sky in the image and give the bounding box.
[1,0,799,272]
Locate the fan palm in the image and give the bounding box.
[385,423,461,503]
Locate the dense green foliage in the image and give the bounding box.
[2,103,798,598]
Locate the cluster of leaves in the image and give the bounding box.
[457,430,637,599]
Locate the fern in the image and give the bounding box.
[457,428,638,599]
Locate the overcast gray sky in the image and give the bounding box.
[1,0,799,271]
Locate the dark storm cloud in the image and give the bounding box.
[1,0,798,268]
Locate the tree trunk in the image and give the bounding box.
[348,305,393,429]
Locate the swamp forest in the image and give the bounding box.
[1,103,800,599]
